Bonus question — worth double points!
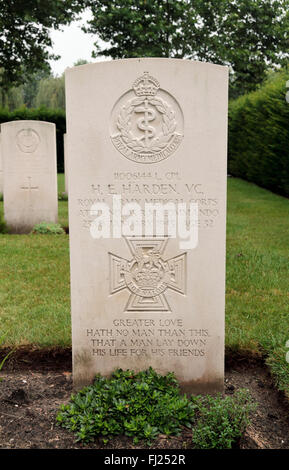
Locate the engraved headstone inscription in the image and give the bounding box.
[1,120,58,233]
[66,59,228,392]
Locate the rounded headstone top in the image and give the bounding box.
[1,120,56,129]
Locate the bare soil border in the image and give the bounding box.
[0,347,288,449]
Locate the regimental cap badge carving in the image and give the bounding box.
[110,71,184,164]
[16,128,40,153]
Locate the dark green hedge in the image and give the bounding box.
[0,107,66,172]
[228,71,289,197]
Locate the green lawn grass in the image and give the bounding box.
[0,176,288,395]
[57,173,65,194]
[226,178,289,394]
[57,173,68,227]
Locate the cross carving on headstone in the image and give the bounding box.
[20,176,39,209]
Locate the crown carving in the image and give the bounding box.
[132,72,160,97]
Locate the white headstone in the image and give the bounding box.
[66,59,228,393]
[0,134,3,194]
[63,133,68,194]
[1,120,58,233]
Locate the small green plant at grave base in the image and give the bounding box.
[57,368,195,444]
[56,368,255,447]
[0,211,7,234]
[0,334,14,381]
[58,192,68,201]
[191,389,256,449]
[32,222,65,235]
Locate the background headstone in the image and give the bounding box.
[66,59,228,392]
[0,134,3,195]
[1,120,58,233]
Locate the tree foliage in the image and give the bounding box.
[84,0,289,95]
[35,75,65,109]
[0,0,85,90]
[0,78,24,110]
[0,58,91,111]
[22,66,53,108]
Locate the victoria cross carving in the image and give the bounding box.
[109,237,186,312]
[110,72,184,163]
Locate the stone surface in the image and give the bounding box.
[63,133,68,194]
[1,120,58,233]
[66,58,228,392]
[0,134,3,194]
